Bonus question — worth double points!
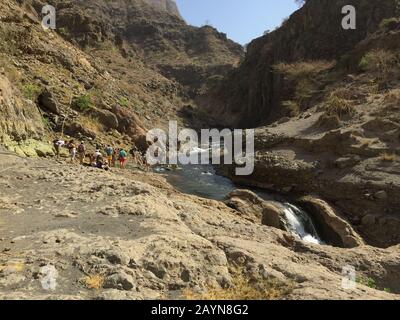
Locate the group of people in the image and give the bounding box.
[53,138,146,171]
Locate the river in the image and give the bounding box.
[153,163,324,245]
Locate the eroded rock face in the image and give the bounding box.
[203,0,397,127]
[144,0,182,18]
[0,74,44,143]
[298,196,364,248]
[226,189,285,229]
[218,105,400,248]
[226,190,364,249]
[38,88,60,115]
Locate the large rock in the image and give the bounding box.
[92,108,119,130]
[226,189,285,229]
[111,105,149,152]
[103,271,135,291]
[298,196,365,248]
[4,139,54,158]
[38,88,61,115]
[63,121,97,139]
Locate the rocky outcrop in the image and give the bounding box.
[226,190,365,249]
[211,4,400,248]
[0,73,44,144]
[42,0,243,68]
[218,108,400,248]
[298,196,364,248]
[226,189,285,229]
[38,88,61,115]
[144,0,182,18]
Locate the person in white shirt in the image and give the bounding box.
[53,139,65,159]
[92,149,102,166]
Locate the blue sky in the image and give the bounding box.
[176,0,299,45]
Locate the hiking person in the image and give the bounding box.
[105,145,113,167]
[53,138,65,159]
[92,149,102,167]
[118,148,128,169]
[112,148,118,167]
[95,156,110,171]
[130,145,140,166]
[77,141,86,165]
[67,140,77,163]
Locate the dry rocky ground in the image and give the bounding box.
[0,147,399,300]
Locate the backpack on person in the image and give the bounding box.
[105,146,113,156]
[119,149,127,159]
[78,144,85,154]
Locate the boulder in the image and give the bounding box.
[38,88,60,115]
[111,105,146,137]
[298,196,364,248]
[226,189,285,229]
[4,139,54,158]
[132,133,151,153]
[103,271,135,291]
[64,121,97,139]
[92,108,119,130]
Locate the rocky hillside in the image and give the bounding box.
[41,0,243,99]
[213,0,400,248]
[203,0,398,127]
[0,0,243,156]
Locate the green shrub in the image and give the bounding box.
[356,277,377,289]
[359,50,397,75]
[58,27,68,36]
[22,83,41,100]
[359,49,399,89]
[379,17,400,30]
[118,96,129,107]
[42,116,50,128]
[274,61,335,82]
[73,94,92,112]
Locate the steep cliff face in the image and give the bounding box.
[144,0,182,18]
[0,74,44,142]
[212,1,400,247]
[204,0,398,128]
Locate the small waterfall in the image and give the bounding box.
[153,142,325,245]
[282,203,323,245]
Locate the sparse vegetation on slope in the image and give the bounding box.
[183,268,293,300]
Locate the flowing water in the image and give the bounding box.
[281,203,323,244]
[153,153,324,245]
